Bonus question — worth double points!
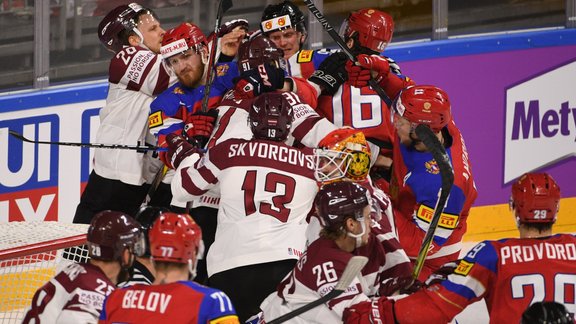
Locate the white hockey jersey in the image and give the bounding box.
[93,45,176,185]
[22,262,115,324]
[173,137,319,277]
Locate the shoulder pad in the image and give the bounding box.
[297,50,314,63]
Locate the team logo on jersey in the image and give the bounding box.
[173,87,185,95]
[454,260,474,276]
[424,159,440,174]
[416,204,459,229]
[148,111,163,128]
[216,64,229,76]
[297,50,313,63]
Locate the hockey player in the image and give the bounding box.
[343,173,575,324]
[259,181,380,323]
[74,3,177,224]
[309,128,414,296]
[99,212,239,323]
[261,4,414,178]
[385,85,477,281]
[118,206,169,287]
[23,211,144,323]
[164,92,318,321]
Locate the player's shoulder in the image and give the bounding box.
[176,280,229,297]
[306,238,353,269]
[296,48,338,64]
[54,262,113,292]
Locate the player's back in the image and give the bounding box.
[99,281,239,324]
[205,138,318,277]
[486,234,576,321]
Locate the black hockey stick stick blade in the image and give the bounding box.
[9,130,166,152]
[267,256,368,324]
[414,125,454,191]
[301,0,392,106]
[221,0,233,13]
[411,125,455,279]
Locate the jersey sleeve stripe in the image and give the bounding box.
[443,274,485,299]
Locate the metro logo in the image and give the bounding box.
[505,60,576,183]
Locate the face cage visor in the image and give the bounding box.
[313,148,353,183]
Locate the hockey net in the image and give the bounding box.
[0,221,89,323]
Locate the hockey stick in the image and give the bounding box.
[301,0,393,107]
[411,125,455,280]
[142,165,169,207]
[200,0,233,113]
[9,130,166,152]
[267,256,368,324]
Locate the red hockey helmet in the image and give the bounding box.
[249,92,293,142]
[261,0,307,35]
[160,22,207,60]
[341,9,394,53]
[391,85,452,133]
[87,210,145,261]
[237,33,287,73]
[315,128,371,183]
[149,212,202,264]
[98,3,149,53]
[510,173,560,224]
[315,181,370,230]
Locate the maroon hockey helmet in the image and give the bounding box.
[249,92,293,142]
[391,85,452,133]
[341,9,394,53]
[315,181,370,230]
[134,206,169,257]
[237,33,287,73]
[160,22,207,60]
[261,0,307,35]
[87,210,145,261]
[149,212,202,264]
[97,3,150,53]
[510,173,560,224]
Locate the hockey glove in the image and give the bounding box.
[343,298,396,324]
[164,133,201,169]
[308,52,348,95]
[234,63,285,99]
[424,260,459,287]
[346,54,390,87]
[379,276,424,296]
[183,109,219,148]
[218,19,249,37]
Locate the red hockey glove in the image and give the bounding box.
[183,109,219,148]
[346,54,390,87]
[343,298,396,324]
[380,276,424,296]
[163,133,200,169]
[234,63,285,99]
[424,260,459,287]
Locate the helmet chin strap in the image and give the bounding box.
[346,217,367,248]
[132,27,150,51]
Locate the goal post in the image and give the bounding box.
[0,222,90,323]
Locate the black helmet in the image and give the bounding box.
[261,0,307,35]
